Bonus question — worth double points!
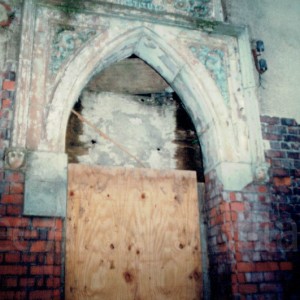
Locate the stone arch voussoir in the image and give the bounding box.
[42,25,256,190]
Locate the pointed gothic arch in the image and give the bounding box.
[42,26,240,182]
[12,2,267,191]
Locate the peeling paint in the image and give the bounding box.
[50,26,96,74]
[189,45,229,104]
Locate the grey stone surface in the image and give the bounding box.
[23,151,67,217]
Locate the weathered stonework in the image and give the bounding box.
[4,147,26,170]
[69,0,219,19]
[12,0,266,191]
[23,151,67,217]
[189,44,229,104]
[253,162,269,183]
[50,26,97,74]
[0,1,298,299]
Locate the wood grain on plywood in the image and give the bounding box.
[66,164,202,300]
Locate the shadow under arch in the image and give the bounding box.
[43,25,237,178]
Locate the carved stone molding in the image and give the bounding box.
[50,26,97,74]
[4,147,26,170]
[174,0,211,17]
[189,45,229,104]
[13,1,266,192]
[110,0,212,18]
[253,163,270,184]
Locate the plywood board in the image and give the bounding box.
[66,164,202,300]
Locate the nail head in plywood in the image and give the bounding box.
[66,164,203,299]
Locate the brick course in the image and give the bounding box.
[204,115,300,299]
[0,21,299,300]
[0,64,64,299]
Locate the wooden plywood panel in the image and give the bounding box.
[66,164,202,300]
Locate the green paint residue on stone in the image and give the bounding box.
[113,0,212,18]
[193,18,218,31]
[57,0,85,16]
[114,0,165,12]
[50,26,96,74]
[190,45,229,104]
[174,0,211,17]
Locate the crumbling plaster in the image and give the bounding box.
[69,91,179,169]
[12,0,266,192]
[66,90,203,180]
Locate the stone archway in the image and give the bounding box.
[34,24,261,190]
[45,26,226,159]
[7,2,270,298]
[10,0,268,217]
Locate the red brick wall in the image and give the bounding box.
[205,116,299,299]
[205,170,233,298]
[0,68,64,300]
[0,62,299,299]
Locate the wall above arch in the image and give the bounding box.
[11,0,267,205]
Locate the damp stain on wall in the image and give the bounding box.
[173,93,204,182]
[65,98,88,163]
[65,58,204,181]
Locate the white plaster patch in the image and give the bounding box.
[77,91,177,169]
[129,117,143,125]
